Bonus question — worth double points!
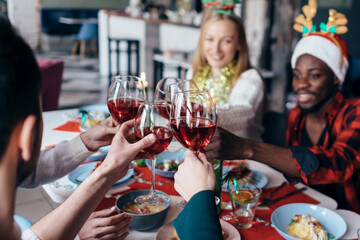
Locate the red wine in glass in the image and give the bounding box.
[171,117,216,152]
[157,101,172,120]
[135,126,173,155]
[107,98,143,124]
[134,102,173,206]
[107,75,146,169]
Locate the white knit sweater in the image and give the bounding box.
[187,68,265,141]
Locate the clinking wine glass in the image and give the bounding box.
[107,75,146,168]
[134,102,173,206]
[170,90,217,155]
[170,90,218,206]
[155,77,199,151]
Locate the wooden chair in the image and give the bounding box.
[108,38,140,85]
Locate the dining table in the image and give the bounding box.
[41,107,359,240]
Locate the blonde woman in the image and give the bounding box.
[188,9,265,141]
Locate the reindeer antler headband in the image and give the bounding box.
[291,0,349,85]
[293,0,348,36]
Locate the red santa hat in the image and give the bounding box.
[291,33,349,85]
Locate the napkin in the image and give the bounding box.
[127,166,180,196]
[52,120,82,132]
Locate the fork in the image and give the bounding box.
[262,181,286,202]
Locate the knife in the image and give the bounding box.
[258,187,307,207]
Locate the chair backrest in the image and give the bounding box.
[37,58,64,111]
[74,22,98,41]
[261,111,287,147]
[108,38,140,85]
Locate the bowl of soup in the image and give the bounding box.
[116,190,171,231]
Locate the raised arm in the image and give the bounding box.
[30,120,156,239]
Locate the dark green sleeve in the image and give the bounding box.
[173,190,224,240]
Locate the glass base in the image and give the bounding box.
[134,193,170,206]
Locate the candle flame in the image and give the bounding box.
[140,72,148,88]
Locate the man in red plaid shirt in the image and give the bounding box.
[205,31,360,213]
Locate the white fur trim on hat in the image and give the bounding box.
[291,35,349,85]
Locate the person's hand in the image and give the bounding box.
[80,117,119,152]
[174,150,216,202]
[205,127,251,160]
[78,207,132,240]
[99,119,156,181]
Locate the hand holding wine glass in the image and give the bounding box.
[134,102,173,206]
[107,75,146,168]
[174,150,216,202]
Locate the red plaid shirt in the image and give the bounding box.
[286,91,360,213]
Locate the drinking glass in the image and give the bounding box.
[171,90,217,207]
[154,77,181,104]
[155,78,198,152]
[230,188,262,229]
[107,75,146,168]
[170,90,217,155]
[134,102,173,206]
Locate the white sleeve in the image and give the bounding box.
[216,69,265,140]
[19,135,94,188]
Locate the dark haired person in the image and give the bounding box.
[205,32,360,213]
[0,17,156,239]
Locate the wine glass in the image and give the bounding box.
[134,102,173,206]
[154,77,181,104]
[107,75,146,168]
[170,90,217,155]
[171,90,218,207]
[155,78,199,152]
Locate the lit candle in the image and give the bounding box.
[209,89,217,108]
[140,72,148,101]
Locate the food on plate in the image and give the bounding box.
[231,161,253,184]
[172,228,227,240]
[121,201,165,215]
[80,111,109,129]
[286,214,330,240]
[156,158,184,171]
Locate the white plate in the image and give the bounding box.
[156,219,241,240]
[222,166,268,191]
[68,161,134,186]
[335,209,360,239]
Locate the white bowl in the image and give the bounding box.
[271,203,347,240]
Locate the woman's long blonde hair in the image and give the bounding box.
[192,9,251,82]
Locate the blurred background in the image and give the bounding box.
[0,0,359,112]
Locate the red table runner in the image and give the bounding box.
[52,120,82,132]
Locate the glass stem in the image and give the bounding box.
[149,157,157,198]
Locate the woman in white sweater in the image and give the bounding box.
[188,9,265,141]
